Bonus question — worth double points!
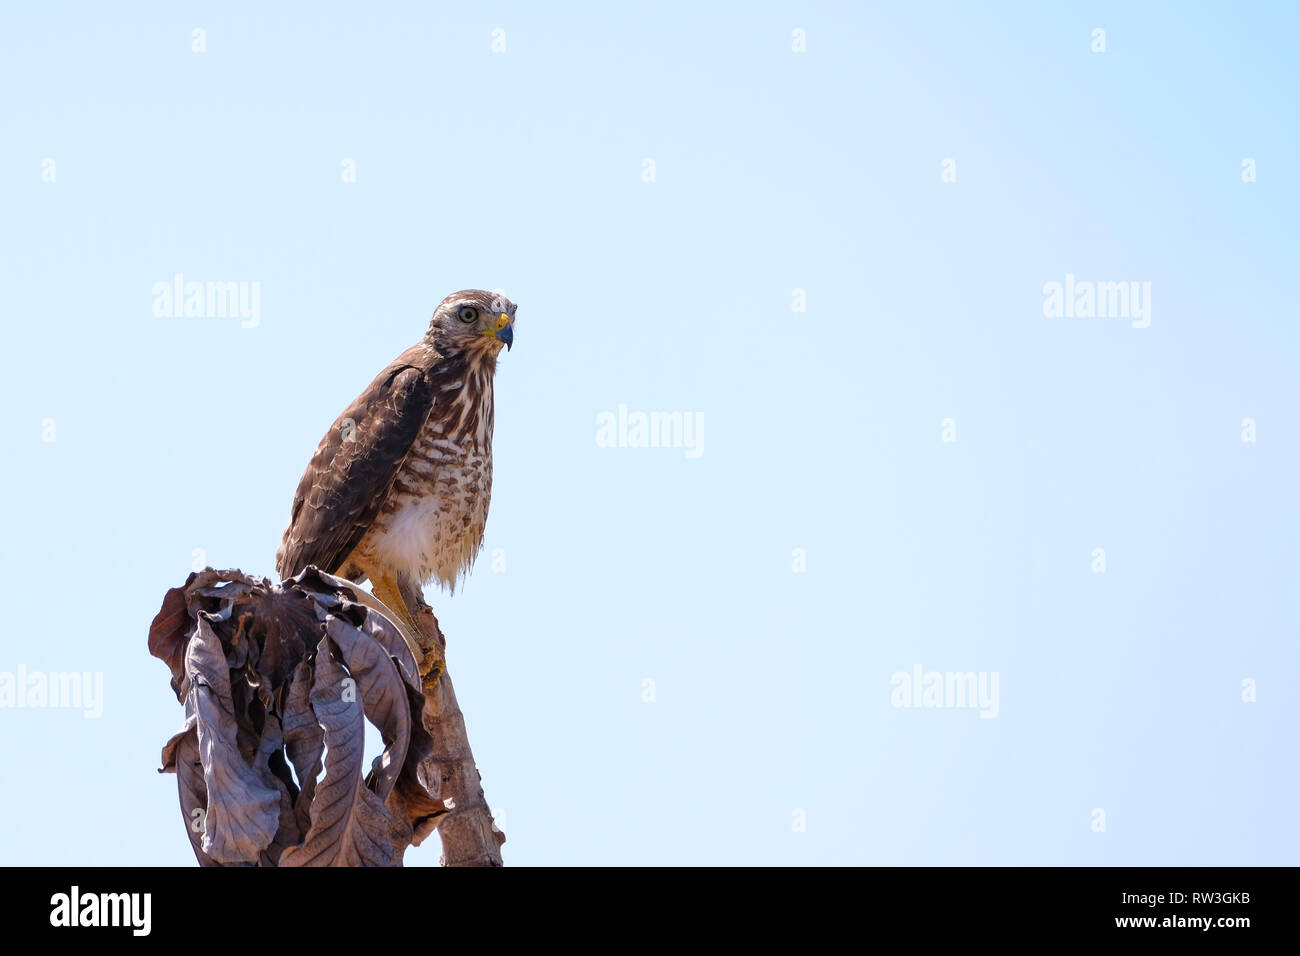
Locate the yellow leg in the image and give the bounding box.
[365,567,445,685]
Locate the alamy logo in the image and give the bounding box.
[0,666,102,718]
[1043,274,1151,328]
[50,886,151,936]
[890,665,999,718]
[595,405,704,458]
[152,273,261,328]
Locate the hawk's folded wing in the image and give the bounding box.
[276,353,437,580]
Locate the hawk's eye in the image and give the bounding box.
[457,306,478,324]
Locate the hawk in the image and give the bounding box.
[275,290,516,675]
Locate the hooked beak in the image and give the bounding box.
[493,312,514,351]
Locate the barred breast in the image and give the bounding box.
[352,361,495,592]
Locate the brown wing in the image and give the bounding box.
[275,347,438,580]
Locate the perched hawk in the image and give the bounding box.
[276,290,516,672]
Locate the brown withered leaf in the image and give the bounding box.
[278,638,393,867]
[281,660,323,838]
[190,616,282,863]
[150,567,446,867]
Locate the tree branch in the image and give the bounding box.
[405,591,505,867]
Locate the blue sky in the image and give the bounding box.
[1,1,1296,865]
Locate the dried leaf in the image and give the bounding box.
[148,575,197,699]
[189,617,281,864]
[278,638,394,867]
[281,661,323,838]
[151,566,446,867]
[171,727,226,866]
[321,615,411,802]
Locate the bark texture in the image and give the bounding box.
[406,591,505,866]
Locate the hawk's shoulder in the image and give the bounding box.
[275,344,441,580]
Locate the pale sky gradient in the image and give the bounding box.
[1,1,1296,865]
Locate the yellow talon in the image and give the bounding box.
[420,649,445,689]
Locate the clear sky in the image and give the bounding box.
[1,1,1296,866]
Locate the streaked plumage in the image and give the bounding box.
[275,290,516,665]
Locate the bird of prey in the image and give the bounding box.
[275,289,516,676]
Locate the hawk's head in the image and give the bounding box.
[427,289,517,357]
